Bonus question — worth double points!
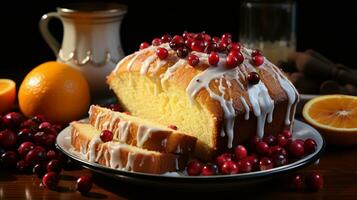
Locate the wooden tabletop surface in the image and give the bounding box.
[1,145,357,200]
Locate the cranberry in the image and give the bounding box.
[215,153,233,166]
[242,155,259,171]
[187,160,203,176]
[188,54,199,67]
[263,135,276,146]
[252,55,264,66]
[33,163,46,178]
[289,140,305,158]
[0,129,17,149]
[31,115,46,124]
[211,36,219,43]
[42,172,59,189]
[20,119,38,130]
[291,174,304,190]
[18,142,35,157]
[46,150,58,160]
[234,145,248,160]
[107,104,121,112]
[251,49,262,57]
[33,131,47,145]
[221,161,239,174]
[272,153,287,166]
[304,138,317,155]
[193,32,205,40]
[25,146,46,166]
[182,31,192,39]
[282,130,292,138]
[161,34,172,43]
[205,43,218,53]
[270,145,287,157]
[44,134,56,148]
[247,72,260,85]
[172,35,184,46]
[191,40,205,52]
[152,38,162,46]
[184,38,194,48]
[16,160,30,172]
[17,128,33,143]
[167,124,178,130]
[1,151,18,168]
[2,112,24,129]
[277,134,288,147]
[100,130,113,142]
[225,54,238,69]
[221,33,232,41]
[227,42,241,52]
[306,172,324,191]
[203,33,211,41]
[249,136,261,151]
[208,52,220,65]
[218,41,228,52]
[256,141,271,156]
[176,47,189,58]
[76,176,93,194]
[47,159,62,173]
[139,42,149,50]
[156,47,169,60]
[201,163,218,176]
[238,159,252,173]
[258,157,273,171]
[39,122,52,132]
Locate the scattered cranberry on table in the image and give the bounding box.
[76,176,93,194]
[42,172,59,189]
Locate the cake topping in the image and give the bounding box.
[208,52,220,65]
[252,54,264,66]
[139,42,149,50]
[152,38,162,46]
[176,47,189,58]
[190,40,205,52]
[251,49,262,57]
[156,47,169,60]
[161,34,172,43]
[188,54,199,66]
[225,51,244,69]
[100,130,113,142]
[247,72,260,85]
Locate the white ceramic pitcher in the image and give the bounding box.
[40,3,127,101]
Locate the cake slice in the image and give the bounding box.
[71,122,186,174]
[88,105,197,154]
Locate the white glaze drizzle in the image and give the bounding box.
[124,152,136,171]
[240,96,250,120]
[117,120,131,142]
[136,125,154,147]
[87,135,101,162]
[140,54,157,75]
[161,59,186,86]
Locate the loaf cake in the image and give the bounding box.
[107,32,299,160]
[71,122,187,174]
[88,105,197,154]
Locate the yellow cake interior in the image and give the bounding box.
[109,72,215,154]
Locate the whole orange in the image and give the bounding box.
[18,61,90,124]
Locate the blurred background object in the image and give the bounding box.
[240,0,296,64]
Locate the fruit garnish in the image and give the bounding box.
[303,95,357,145]
[0,79,16,115]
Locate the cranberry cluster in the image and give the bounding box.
[186,130,317,176]
[0,111,92,194]
[139,32,264,83]
[291,172,324,191]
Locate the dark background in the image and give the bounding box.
[1,0,356,84]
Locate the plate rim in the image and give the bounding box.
[56,120,325,182]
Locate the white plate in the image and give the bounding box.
[56,120,324,189]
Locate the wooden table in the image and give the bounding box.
[1,146,357,200]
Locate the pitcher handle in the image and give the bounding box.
[39,12,61,56]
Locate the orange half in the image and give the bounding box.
[0,79,16,114]
[303,95,357,145]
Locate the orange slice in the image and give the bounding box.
[0,79,16,115]
[303,95,357,145]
